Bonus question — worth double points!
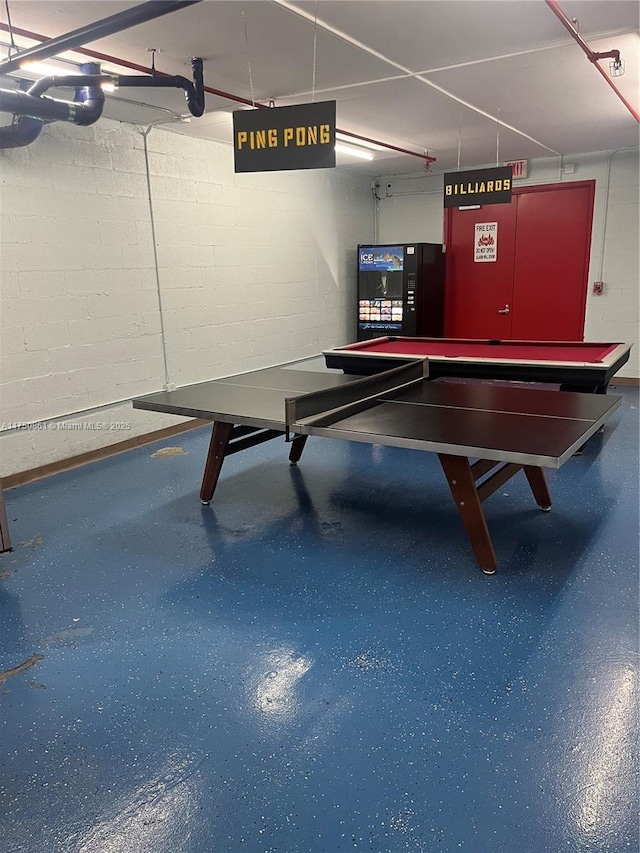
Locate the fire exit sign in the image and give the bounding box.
[505,159,528,179]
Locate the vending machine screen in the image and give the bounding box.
[357,246,404,332]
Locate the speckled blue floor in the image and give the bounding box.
[1,386,638,853]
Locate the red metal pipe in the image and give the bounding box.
[338,128,437,164]
[545,0,639,122]
[0,22,435,165]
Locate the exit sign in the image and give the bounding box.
[505,159,528,179]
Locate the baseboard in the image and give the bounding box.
[611,377,640,387]
[1,420,210,490]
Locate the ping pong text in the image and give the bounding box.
[232,100,335,172]
[236,125,331,151]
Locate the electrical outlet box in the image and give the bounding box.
[593,281,605,295]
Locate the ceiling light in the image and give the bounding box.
[18,60,81,78]
[335,142,374,161]
[336,132,386,152]
[101,81,116,92]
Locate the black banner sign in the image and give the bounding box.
[233,101,336,173]
[443,166,513,208]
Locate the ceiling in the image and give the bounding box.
[0,0,638,176]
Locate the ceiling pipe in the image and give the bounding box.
[0,69,108,124]
[0,22,433,167]
[337,129,436,165]
[115,57,205,117]
[0,61,105,148]
[0,114,43,148]
[0,79,42,148]
[545,0,639,123]
[0,57,205,147]
[0,1,203,76]
[274,0,560,157]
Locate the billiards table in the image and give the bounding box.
[323,337,632,392]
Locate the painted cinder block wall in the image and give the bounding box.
[375,148,639,377]
[0,120,373,477]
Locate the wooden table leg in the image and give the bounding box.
[438,454,497,574]
[523,466,552,511]
[288,435,308,465]
[200,422,233,504]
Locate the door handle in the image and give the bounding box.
[497,304,510,314]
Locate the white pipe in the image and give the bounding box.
[285,40,573,100]
[142,124,172,391]
[372,183,380,242]
[274,0,561,157]
[597,147,638,281]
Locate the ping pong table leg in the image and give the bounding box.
[288,435,308,465]
[0,485,12,553]
[522,466,552,511]
[438,454,497,574]
[200,421,233,505]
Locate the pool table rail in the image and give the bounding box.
[323,337,632,391]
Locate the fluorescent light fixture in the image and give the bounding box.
[14,55,115,90]
[335,142,374,161]
[2,38,136,79]
[336,132,386,152]
[19,60,81,77]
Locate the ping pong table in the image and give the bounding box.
[133,357,621,574]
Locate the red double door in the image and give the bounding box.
[444,181,595,340]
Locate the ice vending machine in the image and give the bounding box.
[356,243,445,341]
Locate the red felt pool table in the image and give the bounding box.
[323,337,632,392]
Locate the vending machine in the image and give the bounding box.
[356,243,445,341]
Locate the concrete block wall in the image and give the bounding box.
[376,148,639,378]
[0,120,373,477]
[147,129,367,386]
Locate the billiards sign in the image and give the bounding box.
[233,101,336,173]
[443,166,512,208]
